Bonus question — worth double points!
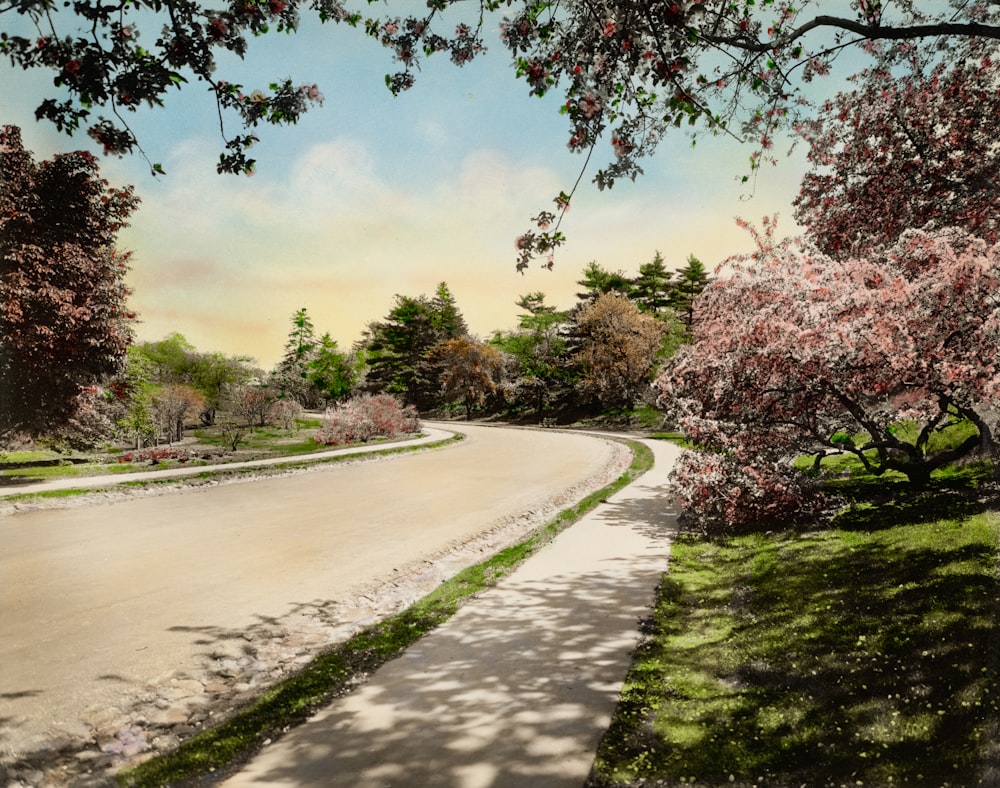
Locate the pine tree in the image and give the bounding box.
[670,255,711,330]
[632,251,674,316]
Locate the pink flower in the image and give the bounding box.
[579,93,601,120]
[602,19,617,37]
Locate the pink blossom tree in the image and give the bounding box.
[654,221,1000,528]
[794,49,1000,258]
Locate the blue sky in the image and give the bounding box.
[3,10,812,368]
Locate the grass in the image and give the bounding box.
[590,503,1000,786]
[0,435,464,503]
[650,432,697,449]
[117,440,653,787]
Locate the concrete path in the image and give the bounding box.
[222,437,683,788]
[0,426,455,497]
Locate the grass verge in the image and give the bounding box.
[117,440,653,787]
[590,506,1000,786]
[0,435,463,503]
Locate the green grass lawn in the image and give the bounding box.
[591,506,1000,786]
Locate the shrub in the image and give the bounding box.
[669,449,824,533]
[316,394,420,446]
[269,398,302,430]
[117,447,190,464]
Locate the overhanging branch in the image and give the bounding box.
[701,16,1000,54]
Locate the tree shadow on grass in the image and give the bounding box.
[593,512,1000,786]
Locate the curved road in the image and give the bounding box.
[0,424,627,773]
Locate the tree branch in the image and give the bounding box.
[702,16,1000,53]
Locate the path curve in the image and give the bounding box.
[0,423,630,784]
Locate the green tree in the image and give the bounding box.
[575,261,633,303]
[670,255,711,330]
[632,251,674,316]
[362,286,468,409]
[308,333,358,407]
[191,351,257,425]
[115,345,157,449]
[491,292,573,419]
[273,307,321,407]
[139,333,198,383]
[0,125,138,444]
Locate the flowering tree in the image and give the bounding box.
[655,221,1000,530]
[0,125,138,444]
[151,384,206,443]
[232,383,276,429]
[430,336,505,420]
[4,3,999,264]
[315,392,419,445]
[794,48,1000,258]
[576,293,667,409]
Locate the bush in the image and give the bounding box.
[669,449,824,533]
[315,394,420,446]
[269,399,302,430]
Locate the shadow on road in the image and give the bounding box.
[225,489,680,787]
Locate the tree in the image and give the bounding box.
[492,292,574,419]
[794,50,1000,258]
[6,3,997,266]
[669,254,710,330]
[362,286,467,409]
[431,336,505,420]
[575,261,633,303]
[654,222,1000,526]
[631,251,674,316]
[191,350,257,424]
[575,293,667,409]
[307,332,358,406]
[139,332,197,382]
[151,383,205,443]
[232,383,276,429]
[114,344,158,449]
[0,125,137,444]
[273,307,320,407]
[429,282,469,338]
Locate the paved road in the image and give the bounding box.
[0,424,625,776]
[223,436,681,787]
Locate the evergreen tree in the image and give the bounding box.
[308,333,358,406]
[273,307,321,407]
[632,251,674,316]
[670,255,711,330]
[575,261,633,303]
[362,284,468,409]
[491,292,573,419]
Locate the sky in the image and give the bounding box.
[2,8,813,369]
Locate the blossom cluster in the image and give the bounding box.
[669,449,824,533]
[315,393,419,446]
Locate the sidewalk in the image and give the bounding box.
[0,426,454,497]
[221,437,683,788]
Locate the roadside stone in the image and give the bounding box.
[161,707,189,725]
[169,678,204,696]
[204,681,229,694]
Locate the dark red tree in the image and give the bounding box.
[0,125,139,443]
